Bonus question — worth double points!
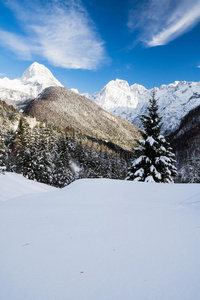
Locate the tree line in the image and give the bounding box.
[0,100,130,186]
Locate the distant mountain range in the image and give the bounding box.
[0,63,142,151]
[1,62,200,183]
[1,62,200,135]
[90,79,200,135]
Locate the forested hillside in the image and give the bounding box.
[25,86,141,151]
[0,100,132,187]
[169,104,200,183]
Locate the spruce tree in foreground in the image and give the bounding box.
[126,90,177,183]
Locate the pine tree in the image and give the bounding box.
[126,90,177,183]
[53,133,74,187]
[0,135,7,174]
[23,127,37,180]
[14,116,31,174]
[35,125,55,185]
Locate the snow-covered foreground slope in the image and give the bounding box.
[0,62,62,102]
[0,178,200,300]
[0,172,55,201]
[91,79,200,134]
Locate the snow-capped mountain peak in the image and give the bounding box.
[108,78,129,88]
[93,78,139,110]
[22,62,61,84]
[130,83,146,94]
[0,62,63,103]
[22,62,49,79]
[2,62,200,136]
[91,79,200,135]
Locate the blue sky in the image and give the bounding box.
[0,0,200,94]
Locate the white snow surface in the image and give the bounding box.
[146,136,156,146]
[0,62,62,102]
[0,174,200,300]
[90,79,200,134]
[0,172,55,201]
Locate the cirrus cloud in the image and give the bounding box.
[0,0,106,70]
[128,0,200,47]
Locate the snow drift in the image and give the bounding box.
[0,172,55,201]
[0,174,200,300]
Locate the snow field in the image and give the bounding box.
[0,175,200,300]
[0,172,56,201]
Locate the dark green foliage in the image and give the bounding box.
[14,117,31,174]
[0,135,7,174]
[0,100,130,187]
[127,90,177,183]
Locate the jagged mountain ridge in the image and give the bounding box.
[0,62,62,103]
[90,79,200,135]
[1,62,200,183]
[92,79,146,110]
[1,62,200,136]
[25,86,141,151]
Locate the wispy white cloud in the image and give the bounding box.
[128,0,200,47]
[0,0,106,69]
[0,72,6,77]
[0,29,32,59]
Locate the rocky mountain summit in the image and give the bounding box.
[0,62,62,103]
[92,79,146,110]
[1,62,200,136]
[2,62,200,182]
[90,79,200,135]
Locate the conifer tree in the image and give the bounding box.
[0,135,7,174]
[35,125,55,185]
[14,117,31,174]
[53,133,74,187]
[126,90,177,182]
[23,126,37,180]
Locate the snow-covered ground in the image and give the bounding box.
[0,173,200,300]
[0,172,55,201]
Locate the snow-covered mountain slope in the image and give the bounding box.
[0,178,200,300]
[1,62,200,135]
[0,62,62,102]
[91,80,200,135]
[93,79,146,110]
